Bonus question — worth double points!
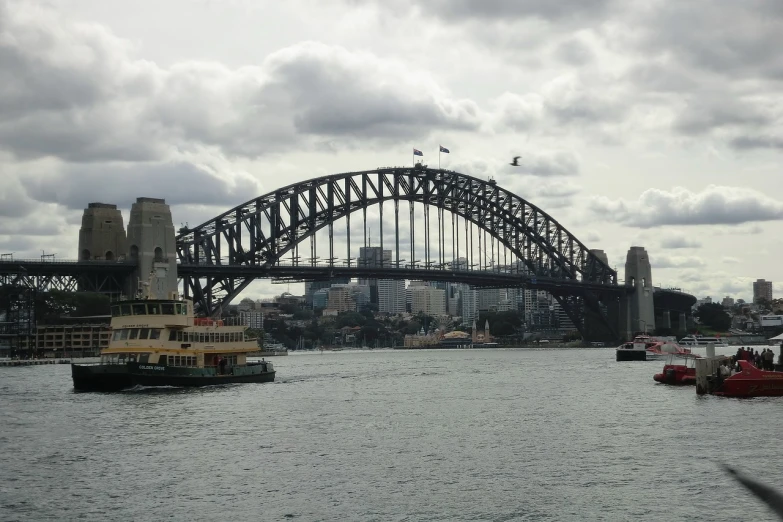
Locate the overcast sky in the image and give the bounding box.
[1,0,781,302]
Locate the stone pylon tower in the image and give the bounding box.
[620,246,655,339]
[126,198,178,299]
[78,203,127,260]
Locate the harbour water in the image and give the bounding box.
[1,348,781,521]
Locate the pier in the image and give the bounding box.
[0,359,71,367]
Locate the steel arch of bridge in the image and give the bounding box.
[176,166,621,339]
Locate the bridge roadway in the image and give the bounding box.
[0,260,697,311]
[0,259,628,296]
[176,262,629,296]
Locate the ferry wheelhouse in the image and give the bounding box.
[71,296,274,391]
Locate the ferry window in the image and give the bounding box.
[139,328,150,340]
[132,304,147,315]
[120,329,129,340]
[120,305,132,316]
[181,304,188,315]
[150,329,161,340]
[162,303,175,315]
[175,303,183,315]
[189,356,196,366]
[139,354,149,363]
[148,304,160,315]
[199,333,205,343]
[111,305,121,317]
[174,356,180,366]
[177,331,183,342]
[158,355,167,365]
[209,333,215,343]
[112,330,121,341]
[168,330,177,341]
[129,329,139,340]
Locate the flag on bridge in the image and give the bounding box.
[438,145,450,169]
[413,148,423,156]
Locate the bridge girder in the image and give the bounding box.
[176,167,620,340]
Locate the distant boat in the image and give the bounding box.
[616,334,692,361]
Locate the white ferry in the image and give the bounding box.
[678,335,730,348]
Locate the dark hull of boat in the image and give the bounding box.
[616,349,647,361]
[72,362,275,392]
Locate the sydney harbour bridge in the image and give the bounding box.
[0,165,696,342]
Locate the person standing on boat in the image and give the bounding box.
[219,357,227,375]
[214,355,221,374]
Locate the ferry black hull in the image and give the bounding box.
[616,349,647,361]
[72,363,275,392]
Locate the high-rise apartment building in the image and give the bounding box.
[753,279,773,303]
[410,286,447,316]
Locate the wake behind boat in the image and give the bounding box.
[71,287,275,392]
[616,334,692,361]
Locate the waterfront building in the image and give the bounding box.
[18,323,111,357]
[239,310,263,330]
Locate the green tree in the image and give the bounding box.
[694,303,732,331]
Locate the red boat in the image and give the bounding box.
[711,360,783,398]
[654,353,699,385]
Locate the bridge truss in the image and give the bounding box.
[0,260,133,295]
[177,166,623,340]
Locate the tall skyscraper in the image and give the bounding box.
[378,279,405,313]
[358,247,392,306]
[753,279,773,303]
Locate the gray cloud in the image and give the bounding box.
[673,96,772,136]
[631,1,783,82]
[729,135,783,150]
[0,4,483,163]
[591,185,783,228]
[20,162,262,211]
[268,43,481,138]
[659,235,702,249]
[652,255,706,269]
[553,37,595,66]
[353,0,615,22]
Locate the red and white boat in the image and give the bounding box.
[708,360,783,398]
[654,353,700,385]
[616,334,692,361]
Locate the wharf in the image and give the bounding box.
[0,359,71,367]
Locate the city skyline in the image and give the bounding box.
[1,1,781,303]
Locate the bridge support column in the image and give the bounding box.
[126,198,178,299]
[679,312,687,333]
[620,246,655,337]
[661,309,672,330]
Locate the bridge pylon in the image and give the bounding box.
[126,198,178,299]
[620,246,655,340]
